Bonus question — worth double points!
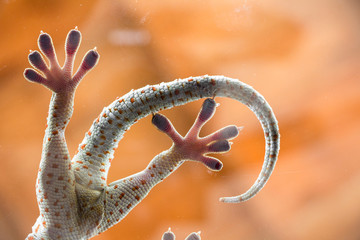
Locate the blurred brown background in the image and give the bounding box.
[0,0,359,239]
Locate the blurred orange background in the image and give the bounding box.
[0,0,359,239]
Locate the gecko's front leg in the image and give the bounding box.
[96,98,240,235]
[24,29,99,239]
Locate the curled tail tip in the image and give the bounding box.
[219,194,248,203]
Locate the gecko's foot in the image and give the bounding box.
[24,28,99,93]
[152,98,241,171]
[162,228,201,240]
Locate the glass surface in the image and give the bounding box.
[0,0,359,239]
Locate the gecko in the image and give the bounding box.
[24,28,280,240]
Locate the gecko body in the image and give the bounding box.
[24,29,279,240]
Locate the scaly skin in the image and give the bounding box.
[24,28,280,240]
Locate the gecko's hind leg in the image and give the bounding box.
[152,98,241,171]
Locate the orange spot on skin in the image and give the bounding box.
[83,165,88,169]
[103,113,107,118]
[127,203,132,209]
[135,195,140,201]
[35,224,40,233]
[119,209,123,214]
[130,98,135,103]
[101,177,106,180]
[76,161,83,164]
[45,208,49,212]
[86,152,92,156]
[100,169,105,172]
[152,87,157,91]
[52,130,58,135]
[119,193,125,199]
[81,144,86,150]
[141,180,146,185]
[118,99,124,103]
[87,131,92,136]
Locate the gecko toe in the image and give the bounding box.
[65,29,81,55]
[24,68,46,84]
[198,98,216,122]
[199,156,223,171]
[162,229,175,240]
[207,140,231,153]
[28,51,48,73]
[152,113,172,133]
[38,33,55,58]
